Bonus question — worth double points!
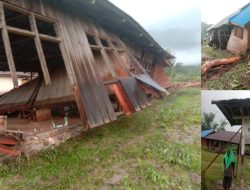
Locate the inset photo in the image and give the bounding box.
[201,1,250,90]
[201,90,250,189]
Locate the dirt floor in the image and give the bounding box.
[6,117,82,134]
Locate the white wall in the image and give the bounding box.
[0,77,22,95]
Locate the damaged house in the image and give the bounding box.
[208,3,250,54]
[0,0,174,158]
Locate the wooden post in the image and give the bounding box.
[240,132,245,190]
[29,14,51,85]
[236,143,240,179]
[218,29,222,49]
[0,3,18,88]
[53,22,75,85]
[94,36,117,78]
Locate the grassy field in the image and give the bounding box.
[202,150,250,189]
[0,88,200,190]
[166,63,201,83]
[202,46,250,90]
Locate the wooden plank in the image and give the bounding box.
[0,138,18,145]
[120,78,141,112]
[6,26,35,37]
[0,145,19,156]
[53,22,75,85]
[126,78,148,108]
[60,10,99,127]
[39,33,61,43]
[112,83,133,116]
[29,13,51,85]
[0,2,18,88]
[94,36,117,78]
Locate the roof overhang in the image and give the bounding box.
[212,98,250,126]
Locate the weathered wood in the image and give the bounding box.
[39,33,61,43]
[94,36,117,78]
[53,22,75,85]
[29,13,51,85]
[111,83,133,115]
[0,115,7,130]
[35,109,51,121]
[6,26,35,37]
[0,144,19,156]
[0,2,18,87]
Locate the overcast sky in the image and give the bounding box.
[201,0,250,24]
[201,91,250,132]
[109,0,201,65]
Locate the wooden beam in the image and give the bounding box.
[29,14,51,85]
[94,36,117,77]
[6,26,35,37]
[39,33,61,43]
[0,3,18,88]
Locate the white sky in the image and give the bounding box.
[109,0,200,27]
[109,0,200,64]
[201,0,250,24]
[201,91,250,132]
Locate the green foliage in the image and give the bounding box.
[201,112,227,131]
[166,63,201,83]
[201,22,212,40]
[202,46,233,60]
[123,135,200,171]
[205,61,250,90]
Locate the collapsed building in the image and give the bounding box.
[207,3,250,54]
[0,0,174,158]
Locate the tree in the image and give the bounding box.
[201,112,228,131]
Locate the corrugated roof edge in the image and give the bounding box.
[208,2,250,32]
[212,98,250,105]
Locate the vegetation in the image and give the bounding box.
[0,88,201,190]
[166,62,201,83]
[202,46,233,60]
[201,112,227,131]
[202,150,250,189]
[201,22,212,41]
[202,46,250,89]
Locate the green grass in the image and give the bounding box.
[202,46,250,89]
[202,46,233,60]
[166,63,201,83]
[0,88,201,190]
[202,150,250,190]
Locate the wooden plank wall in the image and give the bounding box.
[1,0,117,128]
[0,0,164,129]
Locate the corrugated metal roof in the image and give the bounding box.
[208,3,250,31]
[201,129,215,137]
[212,98,250,126]
[229,3,250,27]
[135,74,167,93]
[204,131,250,145]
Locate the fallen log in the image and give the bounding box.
[202,57,240,75]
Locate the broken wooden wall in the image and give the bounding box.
[227,25,249,54]
[0,0,167,129]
